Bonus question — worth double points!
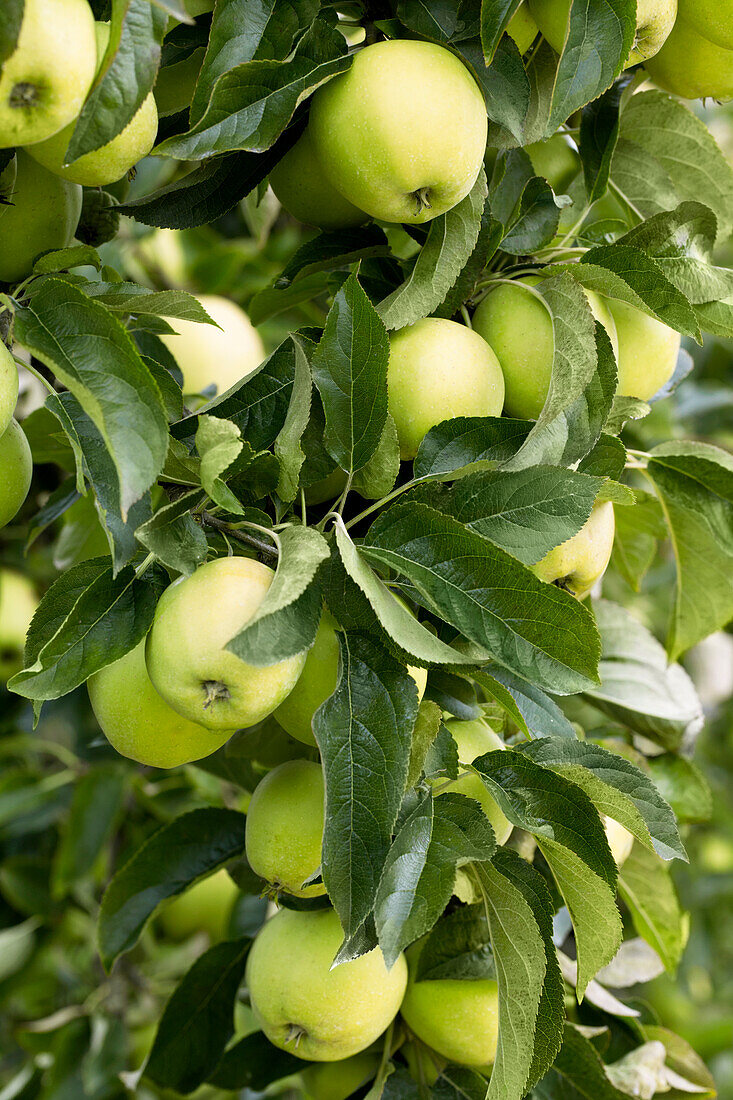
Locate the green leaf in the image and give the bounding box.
[647,754,712,826]
[207,1031,305,1090]
[473,668,577,739]
[0,1,23,68]
[611,489,665,591]
[375,793,496,968]
[362,502,601,695]
[377,169,487,330]
[81,283,217,322]
[274,225,390,289]
[196,415,246,513]
[434,195,503,319]
[351,414,400,501]
[273,338,311,503]
[227,525,329,665]
[135,490,209,575]
[97,808,246,971]
[645,441,733,659]
[416,903,495,981]
[51,767,125,899]
[145,938,250,1093]
[32,245,102,274]
[413,416,532,481]
[579,77,627,204]
[433,1067,490,1100]
[501,176,562,255]
[479,0,523,62]
[15,279,168,515]
[311,273,389,475]
[640,1027,717,1100]
[406,700,443,788]
[618,844,688,972]
[458,36,531,146]
[313,634,419,946]
[533,1023,630,1100]
[398,0,463,42]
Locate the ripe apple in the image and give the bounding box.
[606,298,681,401]
[0,419,33,529]
[158,868,240,942]
[645,0,733,100]
[526,133,579,193]
[0,0,97,148]
[309,40,488,225]
[436,719,513,845]
[26,23,158,187]
[0,151,82,285]
[388,318,505,460]
[270,127,367,230]
[275,610,428,747]
[676,0,733,51]
[246,907,408,1061]
[159,294,265,404]
[154,48,205,118]
[531,500,615,599]
[0,569,38,681]
[245,759,326,899]
[506,5,539,53]
[472,277,618,421]
[300,1053,380,1100]
[88,637,237,768]
[0,343,19,437]
[145,556,307,732]
[400,939,499,1067]
[604,817,634,867]
[528,0,677,67]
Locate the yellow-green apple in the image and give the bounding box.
[0,151,82,284]
[675,0,733,50]
[26,23,158,187]
[88,637,237,768]
[0,419,32,528]
[526,133,579,192]
[145,556,307,731]
[436,719,513,845]
[472,277,617,420]
[300,1053,380,1100]
[400,939,499,1067]
[246,907,408,1061]
[270,126,367,229]
[604,817,634,867]
[158,868,239,942]
[154,49,205,117]
[528,0,677,66]
[388,318,505,460]
[645,3,733,99]
[159,294,265,404]
[0,343,19,436]
[309,40,488,224]
[606,298,681,400]
[0,569,38,680]
[506,5,539,53]
[0,0,97,148]
[245,759,326,898]
[275,610,428,747]
[532,500,615,598]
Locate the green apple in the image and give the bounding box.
[604,816,634,867]
[437,719,513,845]
[676,0,733,51]
[154,48,205,117]
[300,1053,380,1100]
[646,11,733,100]
[526,133,579,193]
[87,637,237,768]
[532,500,615,599]
[305,468,349,506]
[400,939,499,1067]
[245,759,326,899]
[270,126,367,230]
[0,0,97,148]
[472,277,618,421]
[388,318,505,460]
[246,907,408,1061]
[0,419,32,529]
[275,610,428,747]
[0,151,82,285]
[158,868,240,942]
[0,569,38,681]
[146,556,307,731]
[0,342,19,437]
[309,40,488,225]
[26,23,158,187]
[159,294,265,404]
[606,298,681,401]
[506,5,539,53]
[528,0,677,67]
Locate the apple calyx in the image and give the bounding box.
[411,187,432,215]
[202,679,231,709]
[9,82,41,110]
[285,1024,308,1048]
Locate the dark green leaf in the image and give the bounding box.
[207,1031,306,1090]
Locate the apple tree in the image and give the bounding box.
[0,0,732,1097]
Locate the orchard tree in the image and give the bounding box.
[0,0,732,1098]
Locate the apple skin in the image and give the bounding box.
[606,298,680,401]
[300,1053,380,1100]
[270,127,367,230]
[532,500,615,599]
[146,557,307,732]
[677,0,733,51]
[159,294,265,404]
[400,939,499,1067]
[0,570,38,681]
[245,759,327,899]
[437,719,513,845]
[0,151,82,285]
[528,0,677,67]
[158,868,240,942]
[604,817,634,867]
[0,419,32,529]
[388,318,505,460]
[246,907,408,1062]
[275,610,428,747]
[526,133,579,193]
[0,0,97,148]
[309,40,488,225]
[472,278,617,421]
[646,11,733,100]
[506,5,539,54]
[27,24,158,187]
[0,343,19,437]
[88,637,237,768]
